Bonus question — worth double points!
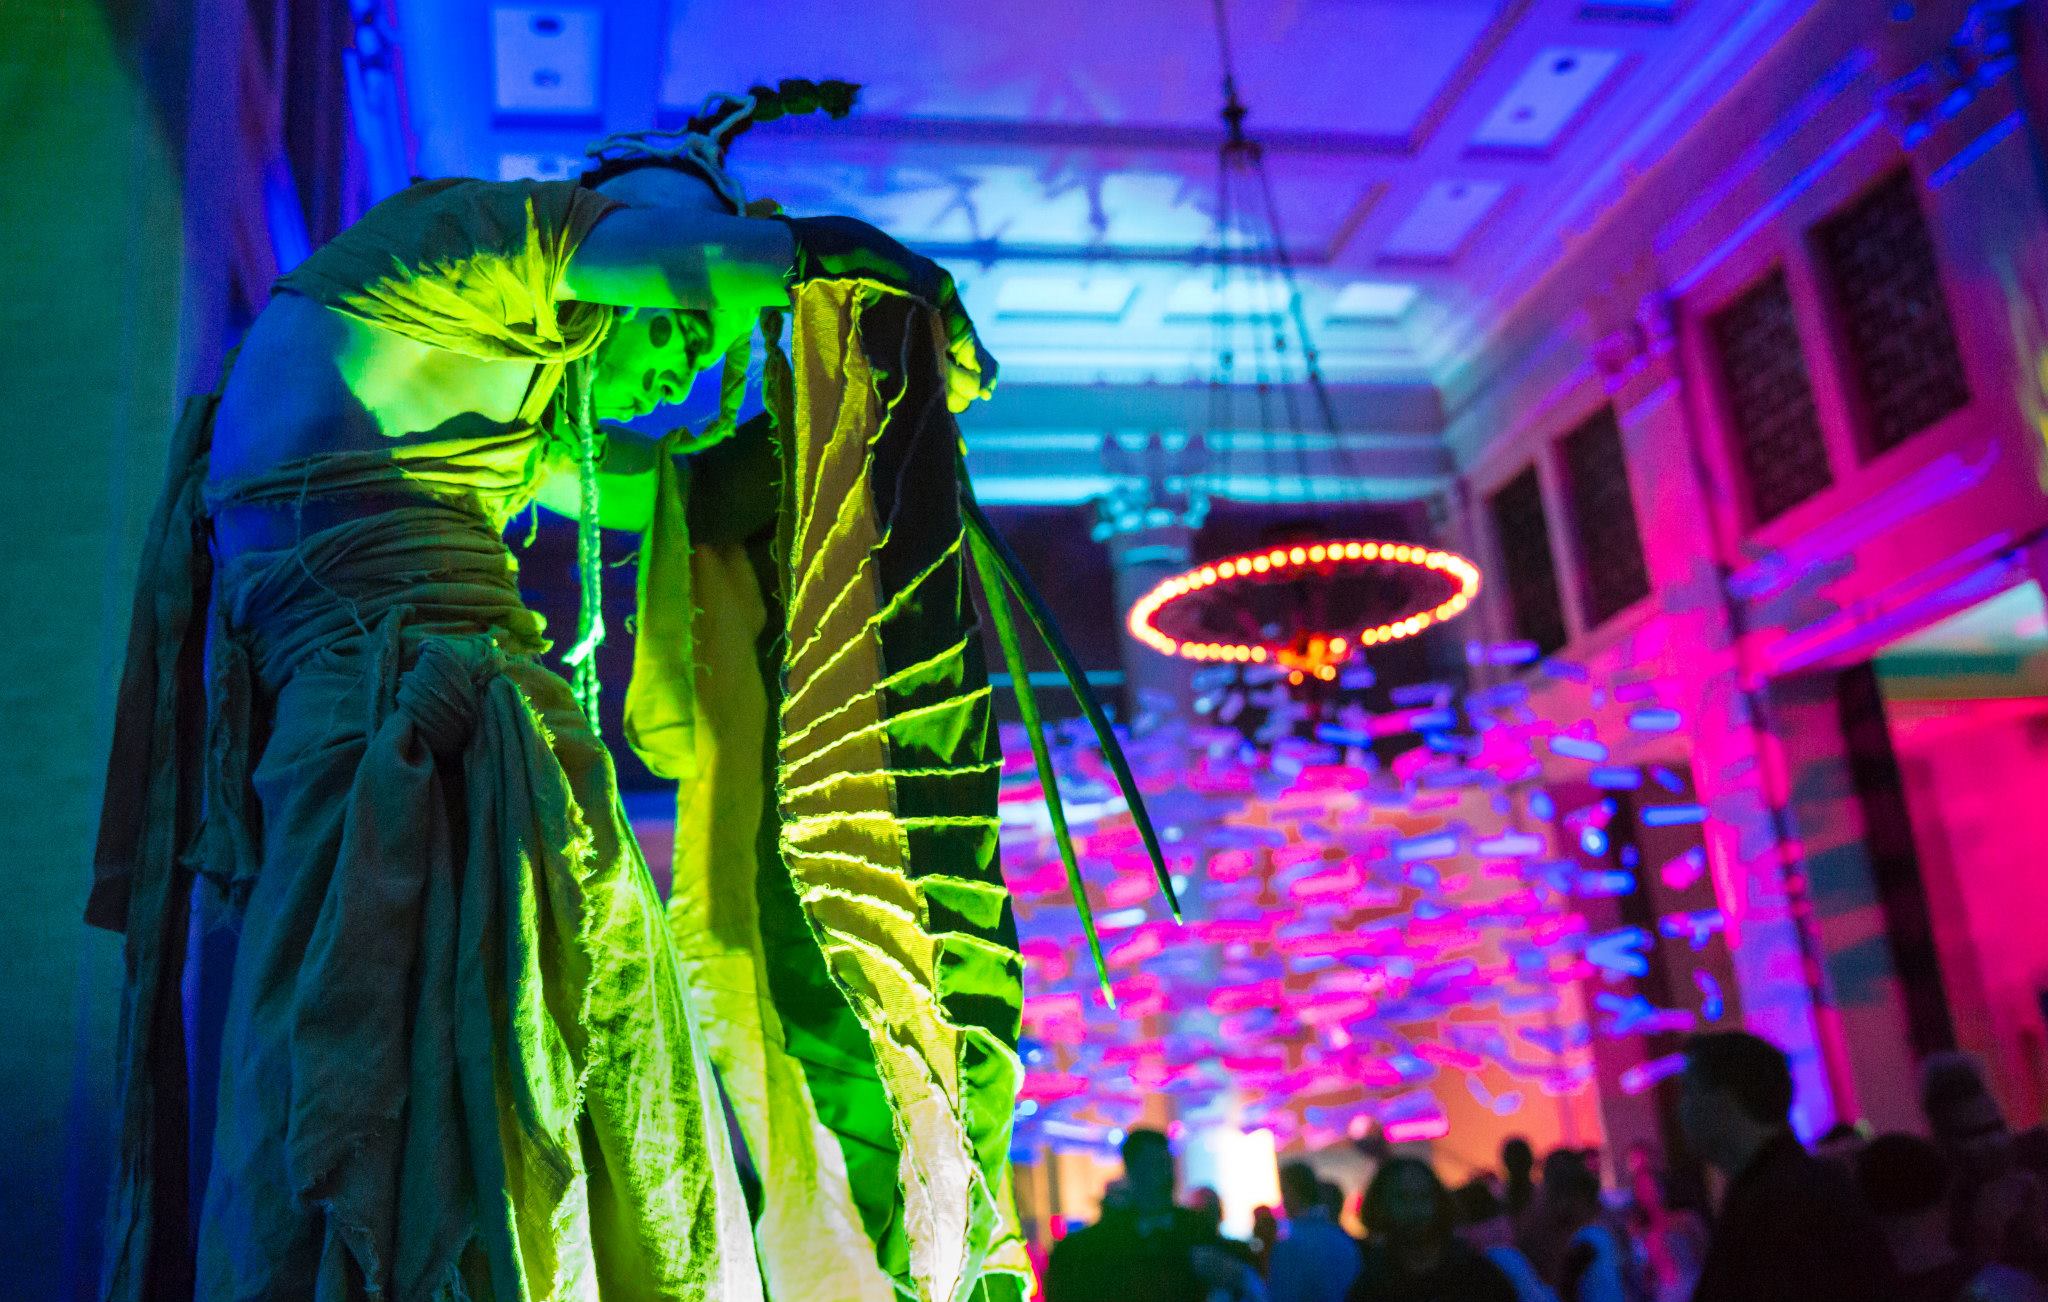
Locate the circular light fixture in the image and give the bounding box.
[1127,539,1482,667]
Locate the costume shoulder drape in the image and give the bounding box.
[631,282,1032,1302]
[275,177,621,363]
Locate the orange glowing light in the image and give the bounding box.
[1124,538,1483,664]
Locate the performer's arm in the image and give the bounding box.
[564,206,997,410]
[561,206,794,317]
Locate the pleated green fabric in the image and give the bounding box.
[774,283,1031,1302]
[639,281,1032,1301]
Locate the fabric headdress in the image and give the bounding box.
[582,78,861,214]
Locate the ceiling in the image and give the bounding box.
[391,0,1817,495]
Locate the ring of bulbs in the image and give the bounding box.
[1126,539,1483,673]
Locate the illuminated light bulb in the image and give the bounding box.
[1218,561,1237,578]
[1308,545,1327,563]
[1252,556,1270,573]
[1363,543,1380,559]
[1329,637,1347,655]
[1344,542,1362,560]
[1319,666,1336,680]
[1268,548,1287,565]
[1199,566,1218,584]
[1252,646,1268,661]
[1288,671,1304,686]
[1288,547,1307,565]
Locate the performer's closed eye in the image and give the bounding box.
[648,315,672,349]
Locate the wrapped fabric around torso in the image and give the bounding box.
[89,179,1037,1302]
[87,176,761,1302]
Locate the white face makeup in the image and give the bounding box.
[589,305,713,421]
[584,164,744,422]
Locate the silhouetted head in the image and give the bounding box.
[1680,1031,1793,1173]
[1120,1129,1176,1214]
[1362,1157,1454,1248]
[1279,1161,1321,1217]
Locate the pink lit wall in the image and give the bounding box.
[1443,0,2048,1143]
[1887,695,2048,1127]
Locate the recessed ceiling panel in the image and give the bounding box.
[658,0,1505,137]
[1470,47,1623,152]
[1324,281,1420,323]
[492,5,602,116]
[1163,278,1293,321]
[994,274,1139,319]
[1380,180,1509,262]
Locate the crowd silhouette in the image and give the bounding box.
[1042,1033,2048,1302]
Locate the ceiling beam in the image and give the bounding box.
[956,381,1445,435]
[678,112,1418,158]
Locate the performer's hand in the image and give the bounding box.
[939,278,998,413]
[776,214,999,410]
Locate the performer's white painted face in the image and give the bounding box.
[591,303,714,422]
[587,165,751,422]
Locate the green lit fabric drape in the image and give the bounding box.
[631,282,1032,1302]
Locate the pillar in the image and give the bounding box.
[1104,523,1197,717]
[0,0,197,1294]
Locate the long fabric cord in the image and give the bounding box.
[564,357,606,727]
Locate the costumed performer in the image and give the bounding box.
[87,78,1019,1302]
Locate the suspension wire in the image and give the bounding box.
[1207,121,1235,511]
[1240,155,1282,519]
[1249,153,1348,490]
[1208,0,1337,511]
[1210,0,1240,99]
[1211,0,1257,515]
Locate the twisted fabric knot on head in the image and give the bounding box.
[396,638,499,760]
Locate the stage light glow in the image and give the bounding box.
[1126,540,1482,664]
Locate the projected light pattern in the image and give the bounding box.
[1002,642,1732,1154]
